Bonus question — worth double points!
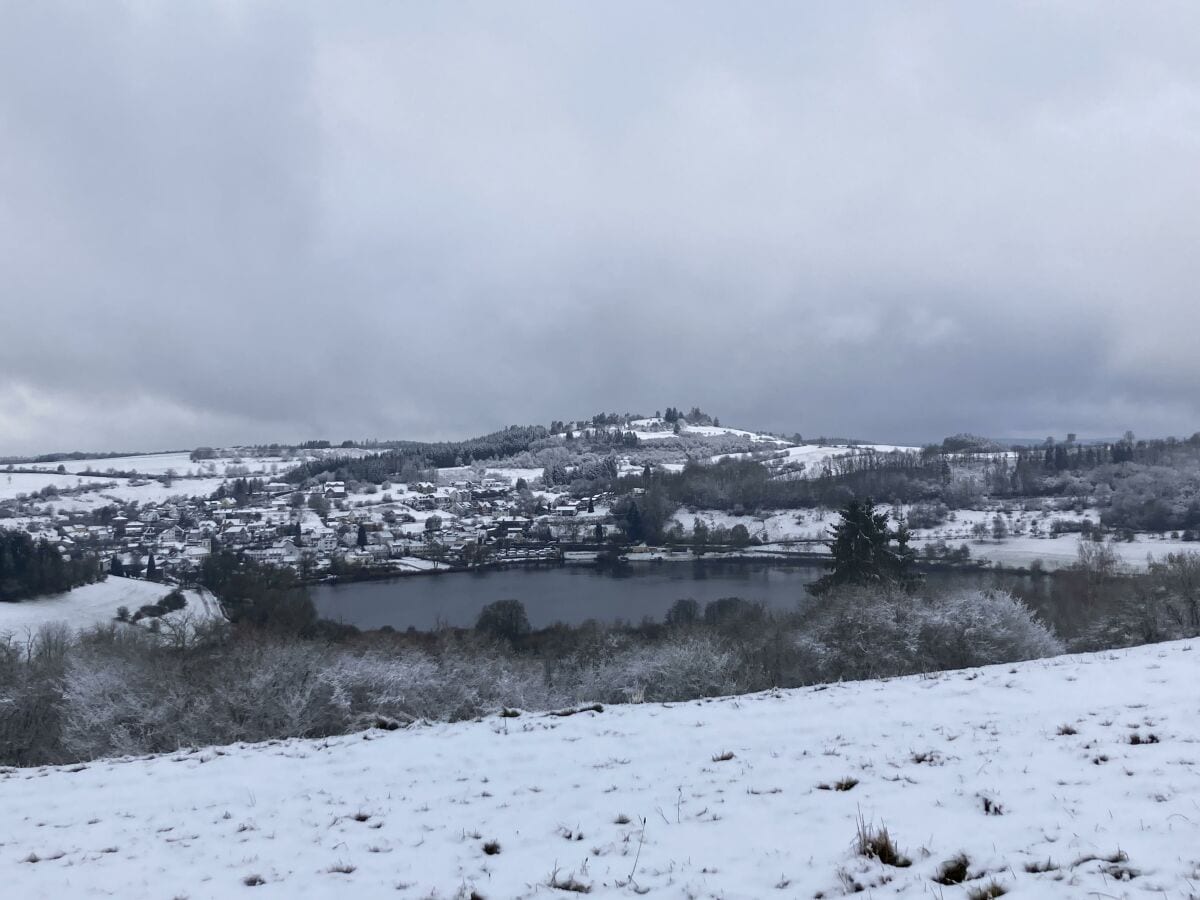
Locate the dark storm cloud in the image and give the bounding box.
[3,2,1200,454]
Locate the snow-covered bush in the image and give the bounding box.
[794,587,1063,682]
[568,634,738,704]
[913,589,1064,670]
[791,588,920,682]
[907,501,950,529]
[323,647,555,722]
[0,625,73,766]
[61,635,348,758]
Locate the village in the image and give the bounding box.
[0,464,619,584]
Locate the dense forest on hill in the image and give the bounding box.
[285,425,549,484]
[0,532,103,603]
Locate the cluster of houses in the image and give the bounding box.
[4,473,613,580]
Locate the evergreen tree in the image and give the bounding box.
[624,502,643,542]
[810,497,920,595]
[0,532,101,601]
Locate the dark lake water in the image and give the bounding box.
[312,561,1117,639]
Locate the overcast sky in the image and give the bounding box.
[2,3,1199,455]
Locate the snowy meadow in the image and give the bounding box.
[2,640,1197,898]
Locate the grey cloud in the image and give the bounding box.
[2,2,1200,454]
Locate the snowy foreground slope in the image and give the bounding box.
[3,643,1199,899]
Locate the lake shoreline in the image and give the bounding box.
[312,546,1008,589]
[311,556,1097,636]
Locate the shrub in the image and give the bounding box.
[907,501,949,530]
[702,597,765,632]
[569,634,738,704]
[1081,552,1200,649]
[664,598,699,628]
[794,586,1062,682]
[475,599,531,643]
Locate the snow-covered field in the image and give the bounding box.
[764,442,915,470]
[0,577,221,637]
[0,475,230,511]
[12,452,197,476]
[0,475,229,518]
[0,472,119,502]
[2,641,1198,898]
[671,508,837,543]
[672,506,1196,572]
[96,477,230,506]
[631,422,788,444]
[921,533,1200,571]
[12,452,306,479]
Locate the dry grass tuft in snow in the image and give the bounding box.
[933,852,972,884]
[965,878,1009,899]
[854,815,912,868]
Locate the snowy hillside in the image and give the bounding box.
[3,641,1198,898]
[0,577,222,636]
[10,451,310,479]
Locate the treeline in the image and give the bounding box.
[546,455,619,486]
[0,532,104,603]
[609,455,948,525]
[210,477,266,503]
[663,405,715,425]
[566,429,640,448]
[976,452,1200,532]
[0,449,153,466]
[547,407,716,432]
[593,436,1200,535]
[550,411,643,430]
[1019,433,1200,471]
[286,425,549,485]
[198,551,332,636]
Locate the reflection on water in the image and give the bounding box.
[312,561,1120,639]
